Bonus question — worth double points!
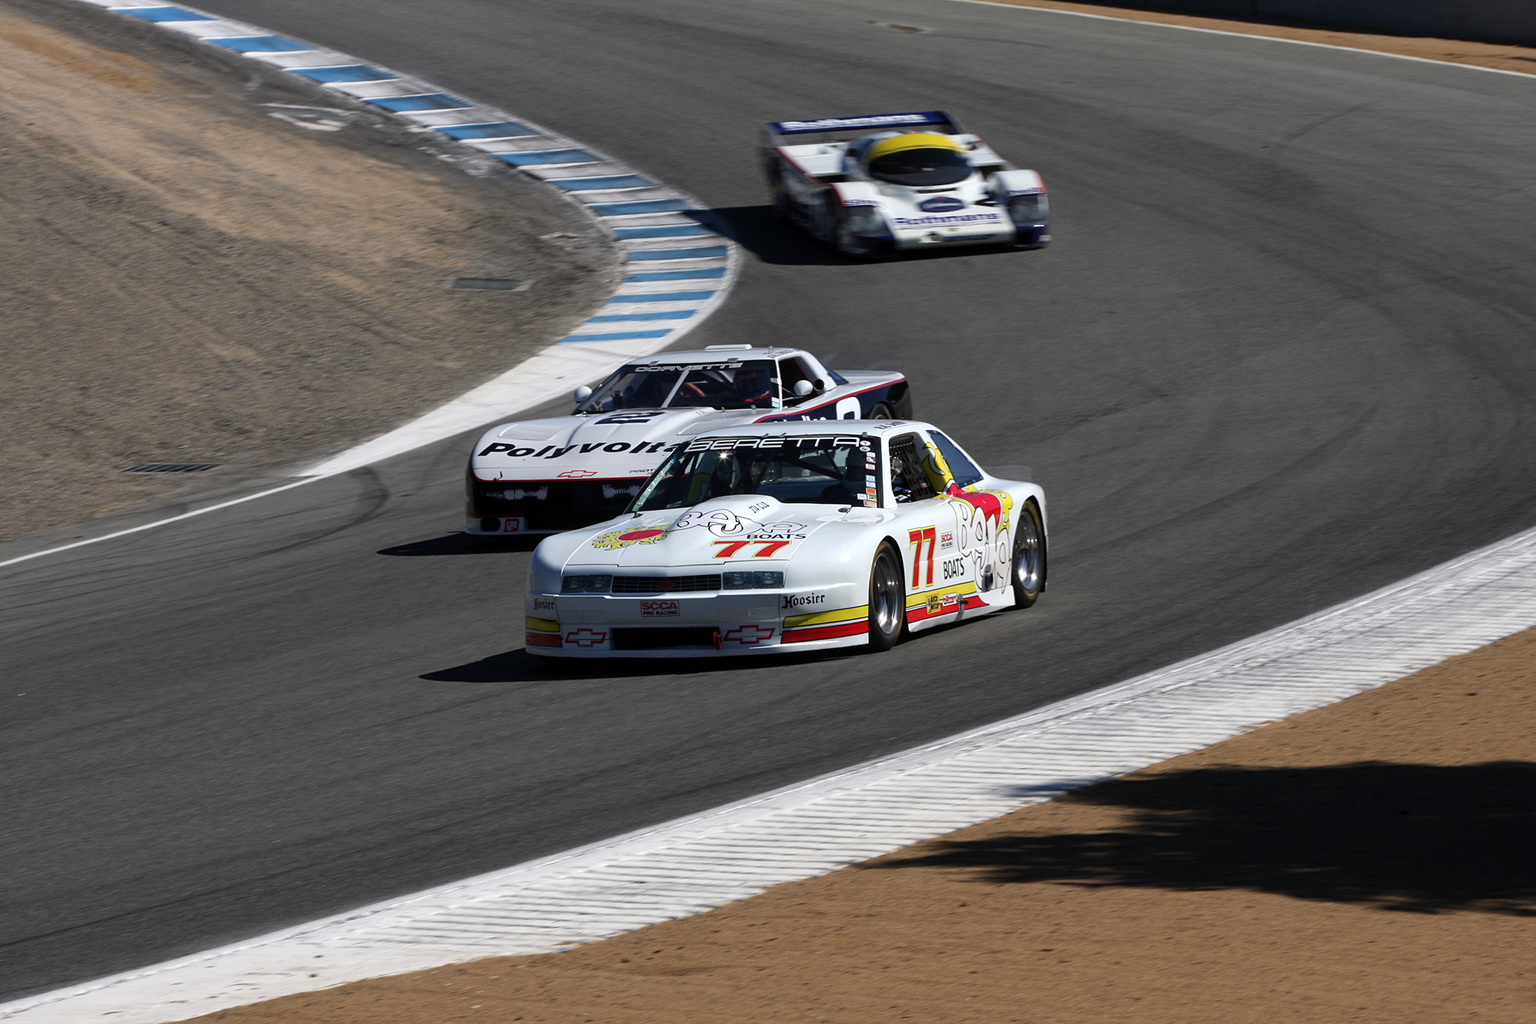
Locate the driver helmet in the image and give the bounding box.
[734,365,774,404]
[708,452,740,496]
[889,453,913,502]
[861,132,971,187]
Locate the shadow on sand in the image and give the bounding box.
[873,761,1536,915]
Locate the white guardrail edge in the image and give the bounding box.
[9,516,1536,1022]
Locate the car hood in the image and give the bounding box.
[562,495,884,569]
[470,408,768,482]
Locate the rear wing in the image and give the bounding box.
[761,110,965,149]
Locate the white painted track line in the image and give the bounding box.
[10,517,1536,1022]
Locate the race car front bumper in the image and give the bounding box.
[887,222,1049,251]
[525,585,870,657]
[466,476,645,535]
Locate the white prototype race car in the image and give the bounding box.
[467,346,912,536]
[524,420,1046,658]
[762,110,1050,258]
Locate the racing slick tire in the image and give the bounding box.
[834,211,889,260]
[867,402,893,420]
[768,161,791,222]
[867,542,906,652]
[824,194,888,260]
[1010,500,1046,609]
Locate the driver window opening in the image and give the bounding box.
[575,360,782,413]
[888,434,938,504]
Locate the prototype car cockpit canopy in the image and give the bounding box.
[852,132,973,187]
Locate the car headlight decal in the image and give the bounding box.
[721,571,785,590]
[1007,193,1048,226]
[845,207,886,234]
[561,574,614,593]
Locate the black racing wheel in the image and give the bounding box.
[867,542,906,652]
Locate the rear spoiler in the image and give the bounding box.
[761,110,965,147]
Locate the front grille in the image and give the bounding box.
[611,574,721,594]
[613,627,719,650]
[468,478,641,531]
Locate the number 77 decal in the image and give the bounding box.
[713,539,792,558]
[907,526,936,587]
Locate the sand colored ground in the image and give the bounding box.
[0,0,617,544]
[7,1,1534,1020]
[193,624,1536,1024]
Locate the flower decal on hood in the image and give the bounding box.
[590,527,668,550]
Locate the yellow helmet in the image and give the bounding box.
[866,132,964,163]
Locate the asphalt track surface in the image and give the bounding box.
[4,0,1536,1002]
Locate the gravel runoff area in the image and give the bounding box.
[7,1,1534,1021]
[186,623,1536,1024]
[0,0,619,545]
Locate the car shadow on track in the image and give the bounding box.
[378,532,541,556]
[690,205,844,266]
[423,645,866,683]
[694,204,1032,267]
[692,206,1030,267]
[869,761,1536,916]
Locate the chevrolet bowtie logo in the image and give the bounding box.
[723,625,775,646]
[564,628,608,647]
[558,469,598,479]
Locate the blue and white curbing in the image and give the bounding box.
[64,0,739,477]
[11,517,1536,1022]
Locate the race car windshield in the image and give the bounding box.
[867,147,972,186]
[632,436,879,511]
[575,360,780,412]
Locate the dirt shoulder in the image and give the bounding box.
[0,0,617,544]
[192,624,1536,1024]
[981,0,1536,76]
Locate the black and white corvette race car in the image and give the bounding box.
[762,110,1049,258]
[467,346,912,536]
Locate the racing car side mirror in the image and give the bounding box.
[793,379,815,397]
[816,378,830,393]
[573,385,593,402]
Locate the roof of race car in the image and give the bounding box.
[627,345,807,365]
[686,419,920,439]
